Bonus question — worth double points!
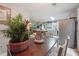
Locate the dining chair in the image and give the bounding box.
[48,35,70,56]
[57,35,70,56]
[48,45,62,56]
[7,45,12,56]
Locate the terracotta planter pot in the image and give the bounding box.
[7,40,30,55]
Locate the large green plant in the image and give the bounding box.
[5,14,30,43]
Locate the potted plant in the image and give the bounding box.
[3,14,32,55]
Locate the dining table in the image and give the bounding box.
[15,37,58,56]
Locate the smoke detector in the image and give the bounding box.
[52,3,56,6]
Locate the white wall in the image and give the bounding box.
[0,24,9,54]
[0,4,31,20]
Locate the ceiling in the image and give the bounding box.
[0,3,79,22]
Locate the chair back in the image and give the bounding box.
[57,35,70,56]
[62,36,70,56]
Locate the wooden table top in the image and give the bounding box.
[16,37,58,56]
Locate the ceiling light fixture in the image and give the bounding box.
[50,16,55,21]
